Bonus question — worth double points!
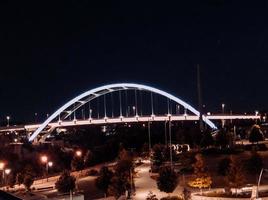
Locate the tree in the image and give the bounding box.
[108,148,134,198]
[200,131,214,148]
[188,154,212,190]
[225,156,245,195]
[157,166,178,194]
[108,176,128,198]
[84,150,93,167]
[16,173,24,186]
[146,191,158,200]
[215,129,230,148]
[55,170,76,193]
[71,156,84,171]
[23,175,34,191]
[246,150,263,175]
[183,187,191,200]
[193,154,206,177]
[217,157,231,176]
[249,125,264,144]
[95,166,113,197]
[152,144,165,166]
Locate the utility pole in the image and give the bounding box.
[197,64,204,132]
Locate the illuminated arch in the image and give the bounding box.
[29,83,217,142]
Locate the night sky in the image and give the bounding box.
[0,0,268,123]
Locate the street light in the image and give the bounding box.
[75,150,82,157]
[41,155,48,163]
[35,113,38,123]
[48,161,53,167]
[221,104,225,128]
[89,109,92,119]
[221,103,225,114]
[0,161,5,185]
[0,162,5,170]
[132,106,136,116]
[41,155,52,182]
[6,116,10,127]
[4,168,11,186]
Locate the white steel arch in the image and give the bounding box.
[29,83,217,142]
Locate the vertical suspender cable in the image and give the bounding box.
[104,94,107,118]
[135,89,138,116]
[119,91,122,117]
[151,92,154,116]
[111,92,114,118]
[125,90,128,117]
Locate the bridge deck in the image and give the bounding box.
[0,115,260,133]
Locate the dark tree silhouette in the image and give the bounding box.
[146,191,158,200]
[152,144,165,166]
[249,125,264,144]
[200,131,214,148]
[225,156,245,195]
[217,157,231,176]
[246,150,263,175]
[23,175,34,191]
[157,166,178,194]
[55,170,76,193]
[95,166,114,197]
[108,176,129,198]
[71,156,84,171]
[16,173,24,186]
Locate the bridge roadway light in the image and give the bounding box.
[221,103,225,114]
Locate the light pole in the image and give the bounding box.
[176,105,180,115]
[4,168,11,187]
[257,168,268,199]
[132,106,136,116]
[164,120,168,147]
[41,155,52,182]
[35,113,38,123]
[148,120,152,170]
[255,111,259,123]
[89,109,92,120]
[6,116,10,127]
[75,150,83,175]
[221,103,225,128]
[168,115,173,169]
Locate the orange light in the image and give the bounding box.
[76,150,82,157]
[0,162,5,170]
[41,155,48,163]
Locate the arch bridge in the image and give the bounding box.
[0,83,260,142]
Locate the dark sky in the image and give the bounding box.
[0,0,268,123]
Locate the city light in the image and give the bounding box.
[4,168,11,175]
[75,150,82,157]
[41,155,48,163]
[6,116,10,127]
[0,162,5,170]
[48,161,53,167]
